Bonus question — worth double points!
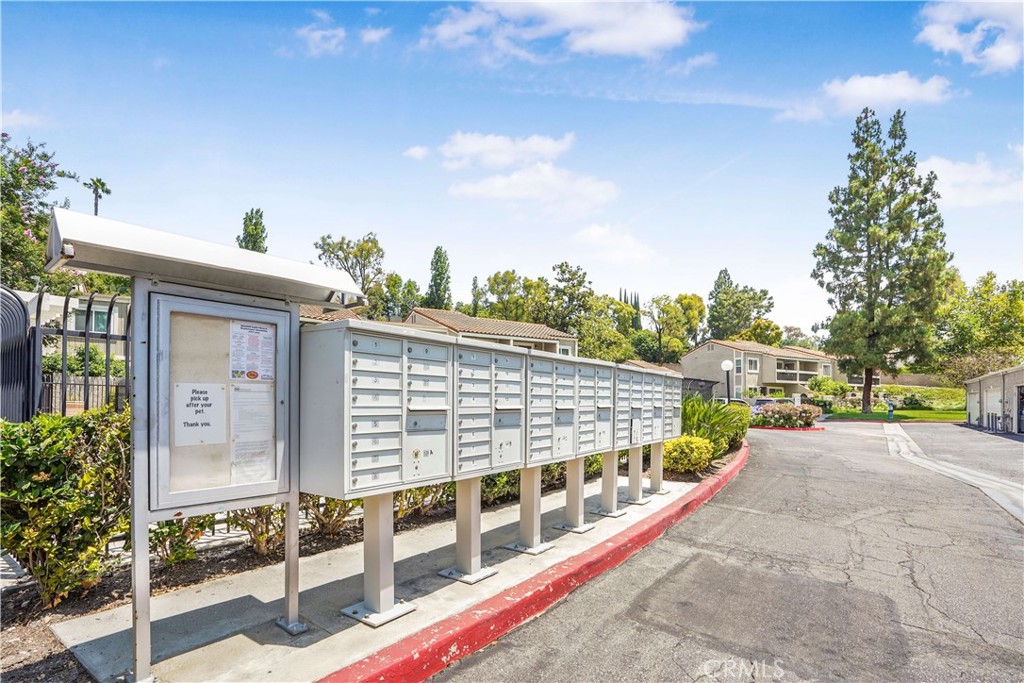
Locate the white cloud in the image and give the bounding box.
[822,71,954,112]
[403,145,431,161]
[365,7,382,16]
[449,162,619,218]
[916,2,1023,74]
[778,71,955,121]
[1011,143,1024,161]
[296,12,346,57]
[440,131,575,170]
[666,52,717,77]
[2,109,44,129]
[921,154,1023,209]
[360,27,392,44]
[421,1,704,62]
[571,224,656,263]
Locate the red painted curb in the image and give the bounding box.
[319,441,751,683]
[749,425,825,431]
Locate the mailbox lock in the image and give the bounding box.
[413,449,421,459]
[352,339,359,347]
[353,377,359,384]
[412,420,419,427]
[352,441,358,448]
[408,346,413,353]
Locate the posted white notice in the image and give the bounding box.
[230,321,276,381]
[230,383,276,485]
[173,383,227,447]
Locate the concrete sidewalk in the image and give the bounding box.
[53,474,705,683]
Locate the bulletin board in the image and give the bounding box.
[151,294,291,510]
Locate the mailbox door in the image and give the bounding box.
[595,409,613,450]
[493,410,523,469]
[553,409,575,458]
[455,346,493,477]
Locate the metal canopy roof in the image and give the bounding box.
[45,209,363,307]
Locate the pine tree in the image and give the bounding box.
[236,208,268,253]
[423,246,453,309]
[812,108,951,412]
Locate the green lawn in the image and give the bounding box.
[828,409,967,422]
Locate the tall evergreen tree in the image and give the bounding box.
[705,269,773,340]
[314,232,385,294]
[236,208,268,253]
[423,246,453,309]
[812,108,951,412]
[470,276,483,317]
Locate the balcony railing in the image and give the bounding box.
[776,371,798,382]
[799,372,817,382]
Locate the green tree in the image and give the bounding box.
[365,272,420,321]
[930,271,1024,383]
[812,108,951,412]
[548,262,593,335]
[236,208,268,253]
[314,232,385,294]
[705,269,773,340]
[781,326,822,350]
[82,177,111,216]
[470,276,483,317]
[1,133,80,291]
[522,276,552,325]
[730,318,783,346]
[630,329,660,362]
[577,295,634,362]
[484,270,527,321]
[422,246,453,309]
[643,295,685,363]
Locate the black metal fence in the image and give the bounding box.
[0,285,130,420]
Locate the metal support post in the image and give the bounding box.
[596,450,625,517]
[504,466,552,554]
[555,457,594,533]
[649,441,667,495]
[276,493,308,634]
[342,492,416,627]
[626,445,649,505]
[440,477,498,584]
[130,277,153,683]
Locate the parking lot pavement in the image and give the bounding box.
[435,423,1024,682]
[901,423,1023,488]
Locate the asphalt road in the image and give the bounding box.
[435,423,1024,682]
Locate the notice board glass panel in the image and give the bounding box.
[153,294,290,510]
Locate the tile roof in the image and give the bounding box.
[623,359,682,376]
[299,305,360,322]
[703,339,834,361]
[408,308,575,341]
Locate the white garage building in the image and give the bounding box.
[965,364,1024,433]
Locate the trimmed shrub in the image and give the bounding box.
[228,505,286,556]
[750,403,822,428]
[150,515,216,565]
[0,406,131,606]
[396,483,454,519]
[663,435,715,473]
[300,494,359,538]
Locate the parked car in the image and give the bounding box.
[714,397,750,407]
[751,397,795,413]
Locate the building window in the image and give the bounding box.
[822,364,831,376]
[747,357,759,373]
[559,347,570,356]
[73,309,108,333]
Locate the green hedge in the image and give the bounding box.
[1,407,131,607]
[663,435,715,473]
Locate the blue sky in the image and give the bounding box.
[3,1,1022,332]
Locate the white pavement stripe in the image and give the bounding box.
[883,423,1024,523]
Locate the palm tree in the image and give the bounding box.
[82,178,111,215]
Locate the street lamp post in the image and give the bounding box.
[721,359,734,400]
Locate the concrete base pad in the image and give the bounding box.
[503,541,554,555]
[624,496,651,506]
[553,521,595,534]
[341,600,417,628]
[438,565,499,585]
[594,507,627,518]
[274,617,309,636]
